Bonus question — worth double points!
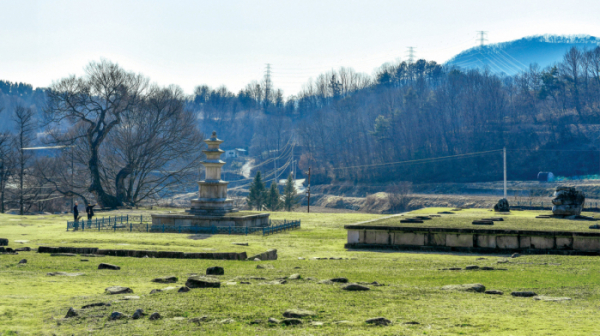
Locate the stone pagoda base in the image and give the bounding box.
[151,213,270,228]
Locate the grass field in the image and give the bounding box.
[364,207,600,232]
[1,208,600,335]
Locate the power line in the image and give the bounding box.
[406,47,415,64]
[332,149,503,171]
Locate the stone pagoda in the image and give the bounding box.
[151,131,270,229]
[188,131,236,215]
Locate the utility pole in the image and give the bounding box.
[477,31,488,47]
[503,147,507,199]
[264,63,272,111]
[406,47,415,64]
[306,167,311,213]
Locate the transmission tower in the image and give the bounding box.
[406,47,415,63]
[477,31,488,47]
[264,63,272,110]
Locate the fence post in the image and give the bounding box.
[130,223,132,232]
[162,224,165,233]
[146,223,149,232]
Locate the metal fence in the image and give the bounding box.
[66,216,300,236]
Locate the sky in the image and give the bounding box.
[2,0,600,97]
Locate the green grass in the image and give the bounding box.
[1,208,600,335]
[363,207,600,232]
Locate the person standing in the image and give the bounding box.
[86,203,95,220]
[73,201,79,222]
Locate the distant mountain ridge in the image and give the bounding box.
[446,35,600,75]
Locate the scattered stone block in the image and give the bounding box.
[264,279,287,285]
[511,253,520,258]
[123,296,140,300]
[185,276,221,288]
[494,198,510,212]
[81,302,111,309]
[342,283,370,291]
[51,253,76,257]
[441,284,485,293]
[152,276,178,283]
[552,186,585,216]
[132,309,145,319]
[511,291,537,297]
[330,277,349,283]
[268,317,281,324]
[206,266,224,275]
[256,264,274,269]
[283,309,316,318]
[98,263,120,270]
[47,272,84,277]
[403,321,420,325]
[289,274,301,280]
[533,296,571,302]
[150,289,162,294]
[0,238,8,246]
[18,259,27,264]
[366,317,391,325]
[465,265,479,270]
[65,307,78,318]
[149,312,162,320]
[220,318,235,324]
[281,318,302,325]
[109,311,125,320]
[449,267,462,271]
[485,290,503,295]
[472,220,494,225]
[311,321,325,326]
[105,286,133,295]
[15,247,31,252]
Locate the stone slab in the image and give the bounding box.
[476,235,496,248]
[347,230,359,244]
[375,231,390,245]
[427,233,446,246]
[393,232,425,246]
[496,236,519,249]
[573,237,600,251]
[530,236,554,250]
[446,234,473,248]
[556,237,573,249]
[519,236,531,249]
[365,230,378,244]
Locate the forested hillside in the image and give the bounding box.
[193,46,600,186]
[3,44,600,197]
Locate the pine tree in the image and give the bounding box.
[247,171,266,210]
[266,181,281,211]
[282,173,299,211]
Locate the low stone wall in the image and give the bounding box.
[345,225,600,255]
[247,249,277,261]
[150,213,270,228]
[37,246,247,260]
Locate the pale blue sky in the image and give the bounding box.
[2,0,600,96]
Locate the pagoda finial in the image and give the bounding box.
[212,131,217,138]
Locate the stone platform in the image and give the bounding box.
[345,222,600,255]
[151,212,270,228]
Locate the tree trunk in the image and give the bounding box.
[115,164,133,205]
[88,146,121,208]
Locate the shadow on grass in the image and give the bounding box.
[188,234,213,240]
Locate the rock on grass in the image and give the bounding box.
[441,284,486,293]
[98,263,120,270]
[268,317,281,324]
[152,276,178,283]
[511,291,537,297]
[283,309,316,318]
[485,290,504,295]
[149,312,162,320]
[185,276,221,288]
[330,277,348,283]
[105,286,133,295]
[533,296,572,302]
[109,311,125,320]
[342,283,370,291]
[178,286,190,293]
[132,309,145,319]
[81,302,111,309]
[366,317,391,325]
[281,318,302,325]
[289,274,301,280]
[64,307,78,318]
[206,266,224,275]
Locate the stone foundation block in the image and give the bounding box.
[393,232,425,246]
[556,237,573,249]
[375,232,390,245]
[347,230,359,244]
[530,236,554,250]
[365,231,378,244]
[446,234,473,247]
[573,237,600,251]
[519,236,531,249]
[427,233,446,246]
[476,235,496,248]
[496,236,519,249]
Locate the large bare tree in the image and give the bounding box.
[45,60,149,208]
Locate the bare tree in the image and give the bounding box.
[13,105,39,215]
[386,182,412,212]
[45,60,149,208]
